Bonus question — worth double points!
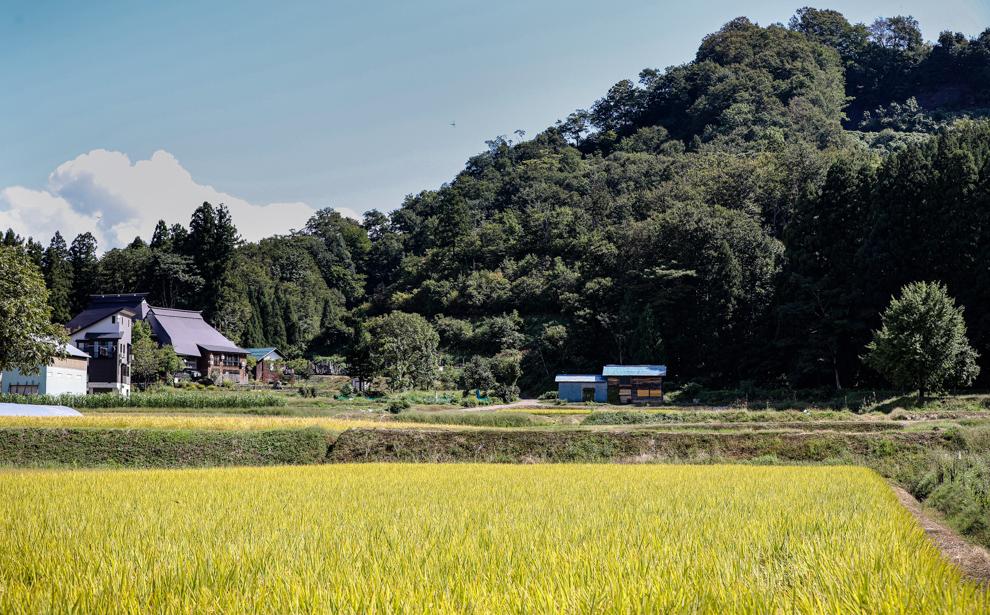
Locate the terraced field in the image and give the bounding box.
[0,464,985,613]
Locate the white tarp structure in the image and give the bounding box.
[0,403,82,417]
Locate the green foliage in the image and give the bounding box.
[0,391,286,409]
[0,246,67,374]
[865,282,980,401]
[390,411,544,427]
[365,312,440,391]
[0,426,330,467]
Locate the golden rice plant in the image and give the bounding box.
[0,464,984,613]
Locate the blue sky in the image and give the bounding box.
[1,0,988,247]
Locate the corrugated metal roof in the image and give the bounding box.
[246,347,280,360]
[602,364,667,377]
[554,374,606,383]
[59,344,89,359]
[148,307,244,357]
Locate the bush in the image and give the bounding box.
[386,399,412,414]
[297,386,318,398]
[537,390,558,401]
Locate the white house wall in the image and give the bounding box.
[1,366,87,396]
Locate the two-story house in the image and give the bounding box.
[65,299,135,396]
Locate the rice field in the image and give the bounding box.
[0,465,984,613]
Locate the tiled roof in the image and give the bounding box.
[148,307,244,357]
[601,364,667,377]
[66,306,136,333]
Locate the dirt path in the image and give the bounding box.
[892,485,990,584]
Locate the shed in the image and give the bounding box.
[602,364,666,404]
[554,374,608,403]
[1,343,90,396]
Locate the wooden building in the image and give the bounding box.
[602,365,666,404]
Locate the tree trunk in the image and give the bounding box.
[917,387,925,405]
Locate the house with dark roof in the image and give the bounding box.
[66,298,136,395]
[67,293,248,387]
[245,347,285,383]
[556,365,666,404]
[147,307,248,384]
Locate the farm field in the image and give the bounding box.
[0,464,986,613]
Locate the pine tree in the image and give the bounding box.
[42,232,74,324]
[69,232,99,314]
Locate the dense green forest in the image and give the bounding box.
[5,8,990,393]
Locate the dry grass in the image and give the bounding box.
[0,464,985,613]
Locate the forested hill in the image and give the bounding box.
[6,8,990,393]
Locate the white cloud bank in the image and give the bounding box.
[0,149,360,250]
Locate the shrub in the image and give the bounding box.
[537,390,558,401]
[386,399,412,414]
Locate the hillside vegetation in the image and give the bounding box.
[5,8,990,394]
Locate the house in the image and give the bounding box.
[1,343,90,396]
[66,300,135,395]
[554,375,608,403]
[147,307,248,384]
[67,294,250,386]
[555,364,666,404]
[246,347,285,383]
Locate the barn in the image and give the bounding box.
[555,364,667,404]
[554,375,608,402]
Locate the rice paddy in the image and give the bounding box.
[0,464,984,613]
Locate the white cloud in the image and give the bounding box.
[0,149,355,250]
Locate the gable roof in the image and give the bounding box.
[148,307,244,357]
[246,347,283,361]
[602,364,667,377]
[66,306,136,333]
[58,343,89,359]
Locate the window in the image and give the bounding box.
[8,384,39,395]
[111,315,116,324]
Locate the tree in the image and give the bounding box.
[489,349,523,402]
[864,282,979,403]
[42,232,74,324]
[0,246,68,375]
[131,320,182,387]
[69,232,99,314]
[131,321,162,388]
[365,312,440,391]
[186,202,240,320]
[461,355,496,392]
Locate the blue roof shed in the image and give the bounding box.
[554,374,608,402]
